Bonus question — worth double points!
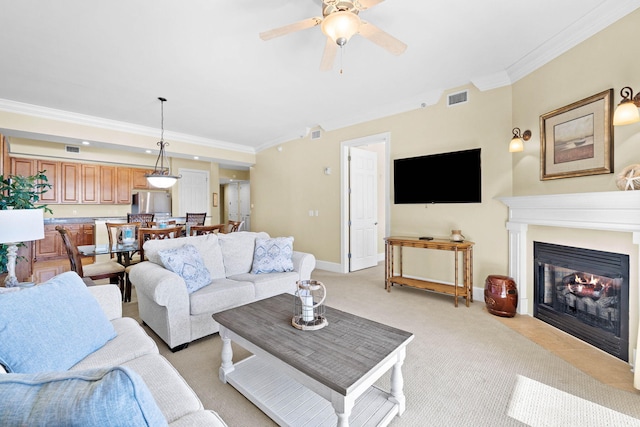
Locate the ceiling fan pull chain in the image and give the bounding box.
[340,46,344,75]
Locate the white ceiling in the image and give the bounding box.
[0,0,638,155]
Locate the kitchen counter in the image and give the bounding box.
[44,216,186,224]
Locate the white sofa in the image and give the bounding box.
[0,272,226,426]
[129,231,316,351]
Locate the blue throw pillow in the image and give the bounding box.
[0,366,167,427]
[0,271,116,373]
[251,237,294,274]
[158,244,211,293]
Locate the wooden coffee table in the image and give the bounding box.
[213,293,414,427]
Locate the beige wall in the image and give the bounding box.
[511,8,640,195]
[252,84,512,285]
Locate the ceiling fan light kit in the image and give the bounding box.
[259,0,406,71]
[321,10,361,46]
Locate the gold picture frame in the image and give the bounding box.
[540,89,613,180]
[212,192,218,207]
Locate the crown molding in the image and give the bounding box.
[0,98,255,155]
[507,0,640,84]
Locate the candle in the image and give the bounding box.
[300,290,314,322]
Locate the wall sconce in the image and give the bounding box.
[613,87,640,126]
[509,128,531,153]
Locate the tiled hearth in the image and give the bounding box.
[500,190,640,388]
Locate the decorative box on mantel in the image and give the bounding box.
[498,190,640,388]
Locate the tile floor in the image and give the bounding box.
[496,311,637,393]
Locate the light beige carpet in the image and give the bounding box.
[124,264,640,426]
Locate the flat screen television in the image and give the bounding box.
[393,148,481,204]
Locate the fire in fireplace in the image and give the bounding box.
[534,242,629,361]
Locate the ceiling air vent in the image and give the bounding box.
[65,145,80,153]
[311,130,321,140]
[447,90,468,107]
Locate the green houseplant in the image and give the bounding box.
[0,171,53,274]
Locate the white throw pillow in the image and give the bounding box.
[251,237,294,274]
[158,244,211,293]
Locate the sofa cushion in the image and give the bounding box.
[70,318,158,371]
[229,271,300,300]
[218,231,269,276]
[122,354,205,424]
[158,244,211,293]
[251,236,294,274]
[0,366,167,427]
[144,234,226,280]
[189,278,256,316]
[0,271,116,373]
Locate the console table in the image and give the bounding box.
[384,237,474,307]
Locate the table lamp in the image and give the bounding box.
[0,209,45,287]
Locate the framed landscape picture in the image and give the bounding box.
[540,89,613,180]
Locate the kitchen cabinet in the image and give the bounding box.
[8,158,59,204]
[10,157,155,206]
[61,162,80,204]
[132,168,152,189]
[100,165,117,204]
[81,164,100,204]
[116,167,132,204]
[37,160,60,204]
[36,223,95,261]
[10,157,34,177]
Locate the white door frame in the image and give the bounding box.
[340,132,391,273]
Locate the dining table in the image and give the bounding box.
[78,243,140,302]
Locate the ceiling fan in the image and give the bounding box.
[259,0,407,71]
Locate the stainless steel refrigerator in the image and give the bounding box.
[131,191,171,215]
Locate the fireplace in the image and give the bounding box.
[534,241,629,361]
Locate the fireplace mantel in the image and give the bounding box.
[499,190,640,233]
[499,190,640,385]
[499,190,640,317]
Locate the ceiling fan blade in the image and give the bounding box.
[259,17,322,41]
[358,21,407,55]
[319,37,337,71]
[355,0,385,11]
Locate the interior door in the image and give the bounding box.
[178,169,209,216]
[349,147,378,271]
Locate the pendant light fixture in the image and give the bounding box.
[146,97,181,188]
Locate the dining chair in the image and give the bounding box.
[190,224,225,236]
[55,226,126,298]
[127,213,155,228]
[138,226,183,261]
[227,220,244,233]
[185,212,207,226]
[105,222,142,260]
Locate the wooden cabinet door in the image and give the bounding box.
[100,165,116,204]
[10,157,35,177]
[116,167,132,204]
[61,163,80,203]
[132,169,151,189]
[36,225,62,260]
[79,224,95,246]
[81,164,100,204]
[37,159,60,204]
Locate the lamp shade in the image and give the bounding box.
[0,209,45,244]
[321,11,361,46]
[509,137,524,153]
[146,174,178,189]
[613,101,640,126]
